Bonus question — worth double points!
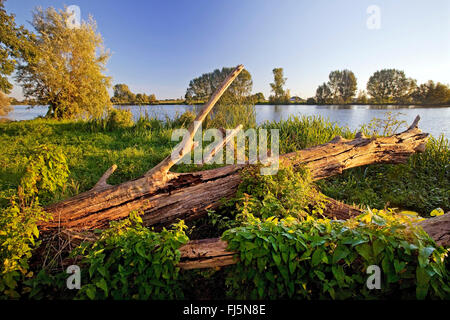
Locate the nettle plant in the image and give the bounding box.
[235,164,327,221]
[222,209,449,300]
[75,212,189,300]
[207,163,327,234]
[0,145,68,298]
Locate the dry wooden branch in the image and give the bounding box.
[203,124,243,164]
[145,65,244,179]
[92,164,117,190]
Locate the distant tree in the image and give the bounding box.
[185,67,255,128]
[135,93,145,105]
[306,97,316,105]
[252,92,265,103]
[112,84,135,104]
[185,67,253,105]
[148,94,157,104]
[315,82,332,104]
[16,7,111,119]
[355,90,368,104]
[269,68,290,104]
[366,69,416,104]
[327,70,357,103]
[411,81,450,105]
[0,90,12,116]
[0,0,36,94]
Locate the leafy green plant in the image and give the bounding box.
[235,164,327,221]
[171,110,196,128]
[222,210,449,300]
[0,144,68,298]
[74,212,189,300]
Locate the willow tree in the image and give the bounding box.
[327,69,357,103]
[367,69,416,104]
[16,7,111,119]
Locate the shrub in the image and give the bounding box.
[74,212,189,300]
[0,144,68,298]
[106,108,134,130]
[222,210,449,300]
[171,110,196,128]
[235,164,326,221]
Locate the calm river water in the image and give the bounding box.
[3,104,449,138]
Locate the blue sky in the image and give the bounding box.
[5,0,450,100]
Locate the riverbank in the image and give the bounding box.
[4,104,450,137]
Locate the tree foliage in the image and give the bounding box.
[269,68,290,104]
[328,70,357,103]
[411,81,450,105]
[366,69,416,104]
[16,7,111,119]
[0,0,36,94]
[185,67,253,105]
[111,84,156,105]
[315,70,357,104]
[185,67,255,128]
[315,82,332,104]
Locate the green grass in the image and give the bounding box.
[317,135,449,216]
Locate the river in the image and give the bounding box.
[2,104,449,138]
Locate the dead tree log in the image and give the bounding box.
[418,213,450,247]
[40,65,428,233]
[177,214,450,270]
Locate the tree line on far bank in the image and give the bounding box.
[183,66,450,106]
[1,0,449,121]
[313,69,450,105]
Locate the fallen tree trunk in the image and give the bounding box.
[41,116,428,232]
[39,65,428,237]
[177,214,450,270]
[418,213,450,247]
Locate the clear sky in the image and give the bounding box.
[5,0,450,100]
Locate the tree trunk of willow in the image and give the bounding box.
[41,123,427,232]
